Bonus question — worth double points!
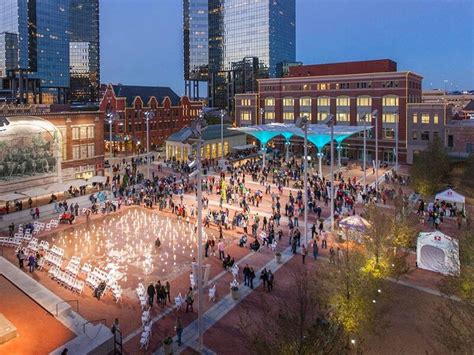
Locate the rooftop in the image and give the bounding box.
[111,84,180,106]
[166,124,245,143]
[288,59,397,77]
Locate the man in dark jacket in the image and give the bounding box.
[147,283,155,307]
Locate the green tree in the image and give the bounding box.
[410,137,450,196]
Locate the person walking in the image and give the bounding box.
[248,267,255,289]
[175,316,183,346]
[218,240,225,260]
[165,281,171,303]
[28,253,36,272]
[147,283,155,307]
[321,230,327,249]
[260,268,268,289]
[267,270,274,292]
[185,287,194,312]
[301,245,308,264]
[312,240,319,260]
[329,246,336,264]
[243,264,250,287]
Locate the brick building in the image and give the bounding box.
[0,104,104,192]
[99,84,203,155]
[235,59,423,163]
[445,119,474,158]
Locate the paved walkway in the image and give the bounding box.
[153,246,294,355]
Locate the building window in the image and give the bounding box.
[357,113,371,122]
[241,99,251,106]
[382,96,399,106]
[357,96,372,106]
[317,96,330,106]
[336,82,350,89]
[264,97,275,107]
[87,144,95,157]
[87,126,95,139]
[433,114,439,124]
[72,145,80,160]
[336,96,350,106]
[301,112,312,121]
[316,83,328,90]
[448,135,454,148]
[412,130,417,140]
[413,114,418,123]
[433,131,439,139]
[283,97,294,107]
[283,112,294,121]
[72,127,80,140]
[421,131,430,141]
[240,111,252,121]
[421,114,430,124]
[383,128,395,139]
[382,113,397,123]
[318,111,329,122]
[382,81,399,88]
[336,112,350,122]
[356,82,372,89]
[265,112,275,121]
[299,97,311,107]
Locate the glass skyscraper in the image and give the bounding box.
[0,0,99,103]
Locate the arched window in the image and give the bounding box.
[383,95,399,106]
[283,97,294,107]
[264,97,275,107]
[317,96,330,106]
[299,97,311,107]
[336,96,350,106]
[357,96,372,107]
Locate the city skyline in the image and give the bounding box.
[101,0,474,95]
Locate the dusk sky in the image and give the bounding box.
[100,0,474,95]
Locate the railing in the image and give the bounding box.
[82,318,107,334]
[55,299,79,316]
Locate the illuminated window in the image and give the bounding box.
[241,99,251,106]
[72,127,80,140]
[299,97,311,107]
[265,112,275,120]
[87,126,95,139]
[265,97,275,106]
[336,96,350,106]
[357,96,372,106]
[240,111,252,121]
[421,114,430,124]
[283,97,294,107]
[224,141,229,155]
[433,114,439,124]
[317,97,330,106]
[383,96,399,106]
[413,114,418,123]
[283,112,294,121]
[211,144,217,158]
[300,112,312,121]
[357,113,371,122]
[316,83,328,90]
[318,111,329,122]
[205,144,211,158]
[382,113,397,123]
[72,145,80,159]
[336,112,350,122]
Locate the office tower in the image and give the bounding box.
[69,0,100,103]
[0,0,100,104]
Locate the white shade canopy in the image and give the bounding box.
[435,188,465,205]
[88,176,107,184]
[67,179,88,188]
[0,192,26,201]
[417,231,460,275]
[21,187,48,198]
[46,182,69,193]
[339,215,371,232]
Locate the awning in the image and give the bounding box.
[66,179,88,188]
[88,175,107,184]
[20,187,48,198]
[231,144,257,151]
[0,192,27,201]
[46,182,70,193]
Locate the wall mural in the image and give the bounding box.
[0,117,60,181]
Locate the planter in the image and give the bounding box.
[275,254,282,263]
[231,288,239,300]
[163,342,173,355]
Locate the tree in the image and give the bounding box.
[435,230,474,353]
[410,137,450,196]
[239,266,346,355]
[463,154,474,190]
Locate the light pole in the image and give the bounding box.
[362,112,368,190]
[220,109,225,169]
[337,144,342,171]
[296,115,309,246]
[259,107,264,125]
[394,109,399,172]
[317,152,323,178]
[374,109,379,193]
[324,114,335,231]
[106,111,118,188]
[144,111,154,180]
[191,110,206,353]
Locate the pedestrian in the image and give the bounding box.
[28,253,36,272]
[249,267,255,289]
[175,316,183,346]
[260,268,268,289]
[35,207,40,219]
[17,249,25,269]
[147,283,155,307]
[321,230,327,249]
[111,318,120,338]
[8,222,14,237]
[243,264,250,286]
[205,240,210,257]
[267,270,274,292]
[291,237,297,254]
[185,287,194,312]
[329,246,336,264]
[312,240,319,260]
[165,281,171,302]
[218,240,225,260]
[155,281,162,306]
[301,245,308,264]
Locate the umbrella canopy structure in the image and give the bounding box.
[0,192,27,201]
[88,176,107,184]
[46,182,70,193]
[339,215,371,233]
[20,187,48,198]
[67,179,88,188]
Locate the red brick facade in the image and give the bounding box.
[99,84,203,155]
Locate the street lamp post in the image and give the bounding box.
[106,111,118,188]
[362,112,367,190]
[296,115,309,246]
[317,152,323,179]
[395,109,399,172]
[337,145,342,171]
[259,107,264,125]
[191,111,206,353]
[326,114,335,231]
[220,109,225,169]
[144,111,154,180]
[374,109,379,193]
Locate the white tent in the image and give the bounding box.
[46,182,70,193]
[0,192,26,201]
[417,231,460,275]
[21,187,48,198]
[435,188,465,209]
[339,215,371,233]
[87,175,107,184]
[67,179,88,188]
